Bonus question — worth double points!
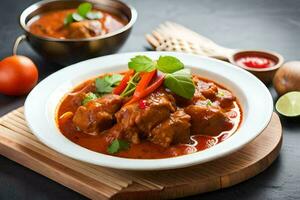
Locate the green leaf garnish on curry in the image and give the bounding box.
[77,2,92,17]
[128,55,156,72]
[64,2,103,25]
[157,56,184,73]
[164,69,195,99]
[107,139,130,154]
[57,55,242,159]
[82,92,98,105]
[95,74,123,94]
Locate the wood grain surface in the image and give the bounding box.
[0,107,282,199]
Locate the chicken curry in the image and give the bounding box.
[57,55,242,159]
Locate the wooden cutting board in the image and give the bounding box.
[0,107,282,200]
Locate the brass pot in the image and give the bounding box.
[17,0,137,66]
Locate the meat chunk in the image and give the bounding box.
[67,20,102,39]
[114,89,176,143]
[106,123,141,144]
[72,94,122,134]
[193,80,218,102]
[185,103,233,136]
[216,88,236,108]
[150,110,191,148]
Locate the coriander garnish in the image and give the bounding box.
[95,74,123,94]
[64,2,103,25]
[107,139,130,154]
[82,92,98,105]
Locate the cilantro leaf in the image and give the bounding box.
[72,13,84,22]
[107,139,130,154]
[128,55,156,72]
[104,74,123,86]
[64,2,93,25]
[157,56,184,73]
[77,2,92,17]
[82,92,98,105]
[64,13,74,25]
[95,74,123,94]
[164,69,195,99]
[96,77,113,93]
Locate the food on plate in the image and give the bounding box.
[28,2,127,39]
[0,55,38,96]
[57,55,242,159]
[273,61,300,96]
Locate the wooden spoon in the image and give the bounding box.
[146,21,236,60]
[146,21,284,84]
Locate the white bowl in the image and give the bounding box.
[24,52,273,170]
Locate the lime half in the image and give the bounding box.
[276,91,300,117]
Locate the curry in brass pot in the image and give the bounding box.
[28,3,127,39]
[19,0,137,65]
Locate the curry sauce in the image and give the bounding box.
[57,74,242,159]
[28,9,127,39]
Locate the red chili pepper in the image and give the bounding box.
[126,70,165,105]
[142,75,165,96]
[134,70,157,97]
[139,99,147,109]
[113,70,135,95]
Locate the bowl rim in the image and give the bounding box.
[24,51,274,170]
[229,49,284,72]
[19,0,137,42]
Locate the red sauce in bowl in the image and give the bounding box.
[236,56,276,69]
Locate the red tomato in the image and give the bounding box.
[0,55,38,96]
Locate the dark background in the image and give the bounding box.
[1,0,300,199]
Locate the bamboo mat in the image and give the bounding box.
[0,107,282,199]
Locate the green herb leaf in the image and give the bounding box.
[72,12,84,22]
[157,56,184,73]
[128,56,156,72]
[86,11,103,20]
[206,99,212,106]
[164,69,195,99]
[107,139,129,154]
[64,13,74,25]
[104,74,123,86]
[95,74,123,94]
[95,77,113,93]
[77,2,92,17]
[82,92,98,105]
